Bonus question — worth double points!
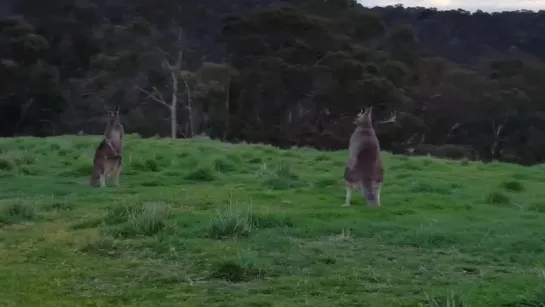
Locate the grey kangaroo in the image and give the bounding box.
[343,107,396,207]
[90,105,124,187]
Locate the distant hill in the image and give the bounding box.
[368,6,545,64]
[6,0,544,65]
[3,0,545,165]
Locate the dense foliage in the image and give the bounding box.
[2,0,545,165]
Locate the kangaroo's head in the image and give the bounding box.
[355,107,397,130]
[106,105,120,122]
[354,107,374,129]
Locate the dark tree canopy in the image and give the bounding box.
[2,0,545,164]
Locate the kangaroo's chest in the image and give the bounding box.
[107,127,123,151]
[110,130,122,143]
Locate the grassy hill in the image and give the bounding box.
[0,135,545,306]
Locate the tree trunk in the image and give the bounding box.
[170,71,178,138]
[181,73,193,137]
[171,106,177,138]
[223,74,231,140]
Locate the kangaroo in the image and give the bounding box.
[343,107,396,207]
[90,105,124,187]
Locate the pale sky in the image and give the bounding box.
[357,0,545,11]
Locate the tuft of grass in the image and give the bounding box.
[250,210,295,229]
[212,156,239,173]
[497,271,545,307]
[13,154,36,166]
[313,176,338,188]
[410,181,452,195]
[19,165,41,175]
[485,191,510,205]
[393,160,423,170]
[256,162,301,190]
[49,143,61,150]
[45,201,73,212]
[0,200,40,224]
[206,205,295,240]
[103,202,169,238]
[501,180,525,192]
[131,158,160,172]
[61,156,92,176]
[206,205,253,239]
[314,154,330,162]
[56,148,73,156]
[79,237,124,258]
[424,292,470,306]
[421,158,434,166]
[0,157,15,170]
[246,155,263,164]
[184,164,217,181]
[211,250,268,282]
[71,219,103,230]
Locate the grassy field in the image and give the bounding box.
[0,135,544,306]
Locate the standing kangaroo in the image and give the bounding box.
[343,107,396,207]
[91,105,124,187]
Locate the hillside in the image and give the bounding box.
[2,1,545,166]
[1,136,545,306]
[368,6,545,64]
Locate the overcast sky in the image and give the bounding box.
[357,0,545,12]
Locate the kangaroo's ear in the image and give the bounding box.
[364,106,373,117]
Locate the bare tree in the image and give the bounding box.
[13,98,33,136]
[134,18,192,139]
[490,120,508,160]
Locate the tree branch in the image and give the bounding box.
[134,84,170,108]
[156,47,177,65]
[151,86,166,103]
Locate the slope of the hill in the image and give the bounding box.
[368,6,545,64]
[0,135,544,306]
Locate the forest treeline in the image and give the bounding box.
[2,0,545,165]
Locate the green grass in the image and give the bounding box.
[1,134,545,306]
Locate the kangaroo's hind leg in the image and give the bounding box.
[111,158,122,187]
[90,170,100,187]
[343,185,352,207]
[360,181,378,207]
[90,164,106,188]
[373,182,382,207]
[343,180,360,207]
[99,172,107,187]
